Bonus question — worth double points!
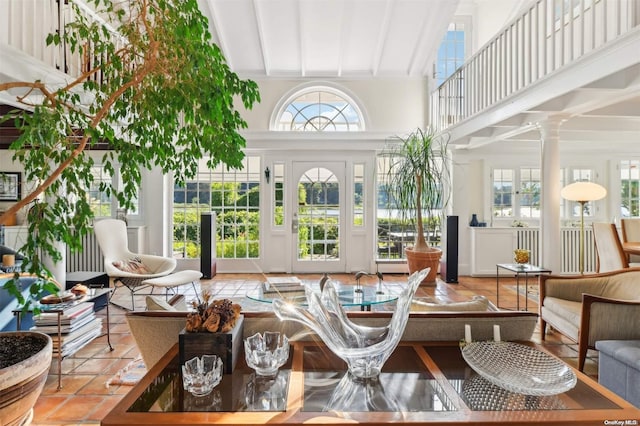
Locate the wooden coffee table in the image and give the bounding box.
[101,341,640,425]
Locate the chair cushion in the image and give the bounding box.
[113,256,151,274]
[145,296,177,311]
[411,295,490,312]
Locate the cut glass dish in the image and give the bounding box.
[461,341,577,396]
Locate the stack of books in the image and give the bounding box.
[263,276,305,296]
[31,302,103,357]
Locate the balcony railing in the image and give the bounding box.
[1,0,125,83]
[431,0,640,132]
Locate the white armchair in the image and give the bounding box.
[94,219,176,309]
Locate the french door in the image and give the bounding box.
[291,161,346,273]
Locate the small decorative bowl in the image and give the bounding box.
[181,354,223,397]
[514,249,530,265]
[244,332,290,377]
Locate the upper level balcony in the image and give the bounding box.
[431,0,640,148]
[0,0,125,108]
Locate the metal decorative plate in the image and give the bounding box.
[461,341,577,396]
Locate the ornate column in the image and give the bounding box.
[538,116,566,274]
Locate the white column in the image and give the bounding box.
[538,116,565,273]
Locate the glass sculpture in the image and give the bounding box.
[272,268,429,379]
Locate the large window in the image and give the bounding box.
[88,165,140,219]
[564,168,598,219]
[435,21,467,87]
[172,157,261,259]
[376,156,442,260]
[621,160,640,217]
[88,165,113,218]
[492,168,540,219]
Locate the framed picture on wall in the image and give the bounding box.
[0,172,21,202]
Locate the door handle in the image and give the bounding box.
[292,214,298,232]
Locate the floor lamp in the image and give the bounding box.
[561,182,607,274]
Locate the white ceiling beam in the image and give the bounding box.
[204,0,234,71]
[371,0,395,77]
[337,0,353,77]
[408,1,460,76]
[460,123,539,150]
[252,0,269,76]
[297,0,306,77]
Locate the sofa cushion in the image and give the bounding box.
[145,296,177,311]
[601,271,640,300]
[113,256,151,274]
[542,297,582,325]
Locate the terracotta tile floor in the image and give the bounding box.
[30,273,599,425]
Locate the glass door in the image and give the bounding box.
[291,162,346,273]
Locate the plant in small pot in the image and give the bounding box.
[383,127,451,284]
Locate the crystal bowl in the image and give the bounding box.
[244,331,290,377]
[181,354,223,397]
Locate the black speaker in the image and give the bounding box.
[445,215,458,283]
[200,212,217,279]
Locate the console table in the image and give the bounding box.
[101,341,640,425]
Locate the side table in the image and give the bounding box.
[13,288,113,390]
[496,263,551,311]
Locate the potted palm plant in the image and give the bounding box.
[383,127,450,283]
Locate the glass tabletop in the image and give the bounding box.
[496,263,552,274]
[245,281,398,308]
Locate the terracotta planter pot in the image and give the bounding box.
[405,247,442,284]
[0,331,52,426]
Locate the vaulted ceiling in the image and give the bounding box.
[197,0,460,78]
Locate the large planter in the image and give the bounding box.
[0,331,52,426]
[405,247,442,284]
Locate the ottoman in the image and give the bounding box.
[142,270,203,301]
[595,339,640,407]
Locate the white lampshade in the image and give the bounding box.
[561,182,607,202]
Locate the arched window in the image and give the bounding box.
[273,86,364,131]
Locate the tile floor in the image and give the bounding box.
[30,273,599,425]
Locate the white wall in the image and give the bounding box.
[240,78,429,132]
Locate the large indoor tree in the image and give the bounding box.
[0,0,260,309]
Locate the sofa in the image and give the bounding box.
[539,268,640,371]
[127,294,538,369]
[0,274,39,331]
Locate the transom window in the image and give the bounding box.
[274,87,364,131]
